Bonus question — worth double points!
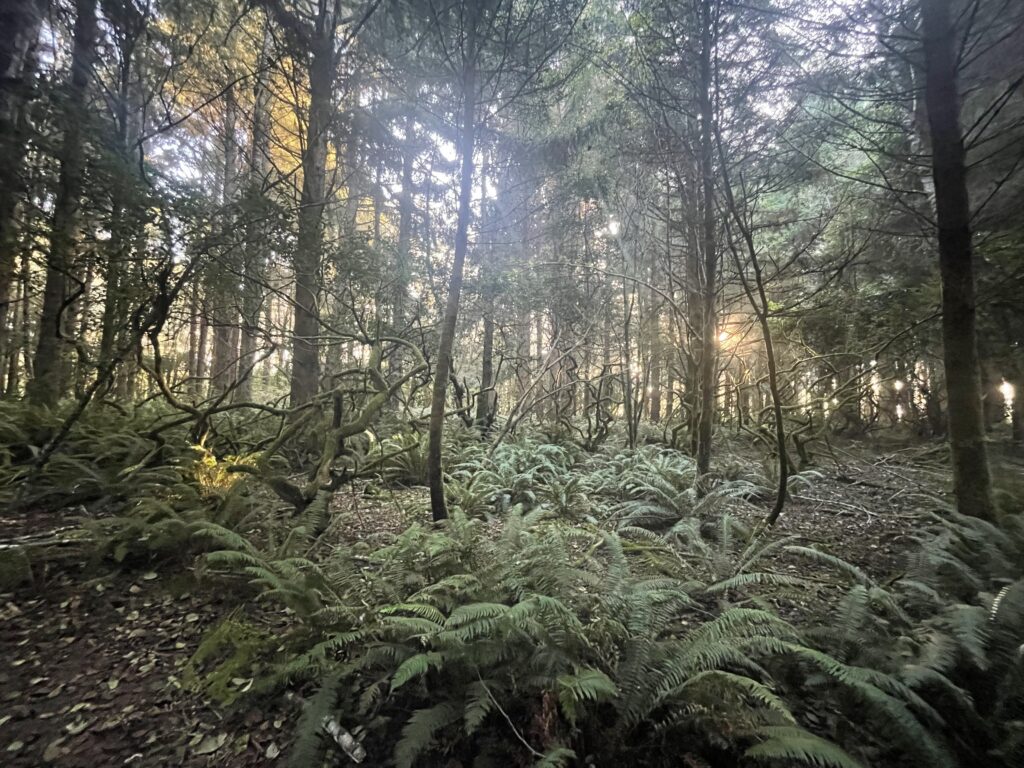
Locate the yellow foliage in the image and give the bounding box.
[191,440,259,497]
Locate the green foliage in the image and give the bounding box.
[32,417,1016,768]
[200,489,915,767]
[796,508,1024,764]
[362,430,434,487]
[289,674,340,768]
[184,616,275,704]
[745,726,865,768]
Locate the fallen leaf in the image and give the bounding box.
[7,740,24,752]
[192,733,228,756]
[42,737,66,762]
[266,743,280,759]
[66,718,91,735]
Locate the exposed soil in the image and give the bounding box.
[0,559,293,767]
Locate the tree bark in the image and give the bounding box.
[27,0,96,407]
[477,304,496,426]
[391,113,415,378]
[0,0,43,376]
[211,88,241,395]
[289,7,336,406]
[427,23,477,521]
[649,220,663,423]
[475,151,496,432]
[1011,374,1023,444]
[694,0,718,476]
[920,0,996,520]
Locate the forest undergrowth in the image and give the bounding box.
[1,403,1023,768]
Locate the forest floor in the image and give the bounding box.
[0,439,1016,767]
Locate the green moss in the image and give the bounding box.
[0,546,32,590]
[183,616,274,704]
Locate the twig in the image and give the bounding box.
[476,674,543,759]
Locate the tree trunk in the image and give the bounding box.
[289,15,335,406]
[392,113,415,378]
[427,29,477,522]
[10,249,32,393]
[0,0,43,375]
[477,294,496,431]
[1011,373,1023,444]
[694,0,718,476]
[238,24,272,403]
[27,0,96,407]
[98,7,143,375]
[196,297,210,390]
[920,0,996,520]
[187,279,201,395]
[475,151,496,432]
[649,224,663,423]
[211,87,241,395]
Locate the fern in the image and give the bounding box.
[745,726,864,768]
[394,701,460,768]
[180,432,1024,768]
[533,746,577,767]
[391,652,444,691]
[556,668,617,725]
[783,546,873,586]
[289,674,340,768]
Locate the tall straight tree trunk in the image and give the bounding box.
[694,0,718,476]
[427,26,477,522]
[238,24,273,402]
[196,298,210,389]
[28,0,96,407]
[99,23,142,372]
[290,14,335,406]
[920,0,996,521]
[475,151,495,430]
[187,279,201,395]
[477,294,495,430]
[211,88,241,395]
[649,219,664,422]
[0,0,43,374]
[683,157,701,453]
[391,113,415,377]
[5,252,31,397]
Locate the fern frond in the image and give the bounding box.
[557,668,617,725]
[534,746,577,767]
[745,726,865,768]
[288,673,338,768]
[391,651,445,691]
[394,702,460,768]
[784,546,872,586]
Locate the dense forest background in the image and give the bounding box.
[1,0,1024,766]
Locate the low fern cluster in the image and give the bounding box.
[15,404,1015,768]
[194,485,1024,768]
[0,401,263,563]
